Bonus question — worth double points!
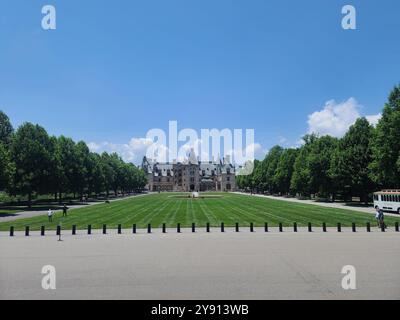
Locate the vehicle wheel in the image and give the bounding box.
[398,208,400,215]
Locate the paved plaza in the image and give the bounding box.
[0,229,399,300]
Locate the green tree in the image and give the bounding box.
[0,143,14,191]
[370,85,400,188]
[72,141,91,199]
[101,152,117,197]
[236,160,261,191]
[0,111,13,145]
[10,123,53,206]
[87,152,106,197]
[307,135,338,198]
[274,148,298,195]
[291,146,311,197]
[290,134,319,197]
[0,111,14,190]
[53,136,77,201]
[330,118,375,203]
[256,146,283,193]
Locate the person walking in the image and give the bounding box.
[379,209,387,230]
[62,204,69,217]
[47,209,54,222]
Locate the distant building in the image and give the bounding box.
[141,152,236,192]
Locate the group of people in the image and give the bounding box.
[47,204,69,222]
[375,206,387,229]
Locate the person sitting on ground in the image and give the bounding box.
[62,204,69,217]
[47,209,53,222]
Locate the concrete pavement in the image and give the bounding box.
[0,229,399,300]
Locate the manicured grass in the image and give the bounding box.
[0,193,399,231]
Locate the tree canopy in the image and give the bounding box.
[0,115,147,205]
[237,85,400,201]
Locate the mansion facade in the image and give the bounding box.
[141,154,236,192]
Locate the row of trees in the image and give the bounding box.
[0,113,147,205]
[237,85,400,203]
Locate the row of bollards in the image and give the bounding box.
[8,221,400,236]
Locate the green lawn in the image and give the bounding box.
[0,209,19,217]
[0,192,399,231]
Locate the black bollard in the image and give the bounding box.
[56,225,61,236]
[221,222,224,233]
[206,223,210,233]
[177,223,181,233]
[308,222,312,232]
[279,223,283,232]
[293,222,297,232]
[250,222,254,232]
[25,226,29,237]
[162,223,166,233]
[132,224,136,234]
[87,225,92,235]
[41,226,45,236]
[366,222,371,232]
[118,224,122,234]
[147,224,151,234]
[72,225,76,235]
[352,223,356,233]
[395,222,399,232]
[265,222,268,232]
[236,222,239,232]
[337,223,341,232]
[10,226,14,237]
[103,224,107,234]
[322,222,327,233]
[192,223,195,233]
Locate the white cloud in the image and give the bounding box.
[88,136,266,166]
[278,136,289,146]
[307,98,381,137]
[366,113,382,127]
[87,138,155,164]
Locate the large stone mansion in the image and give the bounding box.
[141,153,236,192]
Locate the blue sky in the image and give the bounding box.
[0,0,399,163]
